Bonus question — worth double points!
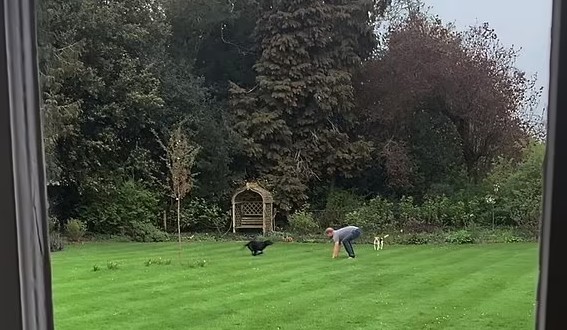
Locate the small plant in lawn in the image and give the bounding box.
[145,257,172,266]
[107,261,119,270]
[184,259,207,269]
[92,265,100,272]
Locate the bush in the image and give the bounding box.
[485,142,544,236]
[405,233,430,245]
[398,196,419,226]
[49,232,65,252]
[129,222,169,242]
[445,229,475,244]
[179,198,229,233]
[263,231,289,242]
[79,179,161,240]
[394,192,494,231]
[346,196,395,234]
[288,210,320,234]
[472,227,530,243]
[48,217,64,252]
[65,219,86,242]
[317,189,364,228]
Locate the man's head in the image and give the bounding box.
[325,227,334,238]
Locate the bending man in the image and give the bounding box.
[325,225,362,259]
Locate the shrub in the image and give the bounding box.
[318,189,364,228]
[263,231,288,242]
[445,229,475,244]
[397,196,419,226]
[48,217,64,252]
[179,198,229,233]
[503,234,524,243]
[405,233,429,245]
[65,219,87,242]
[485,142,544,236]
[130,222,169,242]
[288,210,320,234]
[474,227,529,243]
[80,179,161,240]
[49,232,65,252]
[346,196,395,234]
[92,265,100,272]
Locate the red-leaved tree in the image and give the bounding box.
[354,11,542,190]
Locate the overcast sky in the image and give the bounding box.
[424,0,553,106]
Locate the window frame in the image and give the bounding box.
[0,0,562,329]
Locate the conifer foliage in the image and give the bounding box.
[230,0,390,210]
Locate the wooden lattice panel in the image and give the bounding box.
[241,202,263,215]
[236,190,263,202]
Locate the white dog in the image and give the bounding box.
[373,234,390,250]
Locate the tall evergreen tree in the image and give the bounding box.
[230,0,390,211]
[39,0,176,224]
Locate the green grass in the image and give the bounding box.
[52,242,538,330]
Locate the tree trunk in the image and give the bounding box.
[163,210,167,232]
[177,194,181,254]
[492,205,495,231]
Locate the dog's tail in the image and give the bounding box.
[383,234,390,239]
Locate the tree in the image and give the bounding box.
[38,0,95,186]
[40,0,170,193]
[157,123,200,249]
[354,11,539,196]
[39,0,241,230]
[485,142,544,236]
[38,0,228,226]
[159,56,236,204]
[165,0,250,203]
[230,0,390,211]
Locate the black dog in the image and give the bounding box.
[244,240,273,256]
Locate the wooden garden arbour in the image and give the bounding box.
[232,182,274,234]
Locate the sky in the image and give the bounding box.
[424,0,553,108]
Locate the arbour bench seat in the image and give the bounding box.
[237,216,264,228]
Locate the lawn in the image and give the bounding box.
[51,241,538,330]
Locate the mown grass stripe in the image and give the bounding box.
[52,242,538,330]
